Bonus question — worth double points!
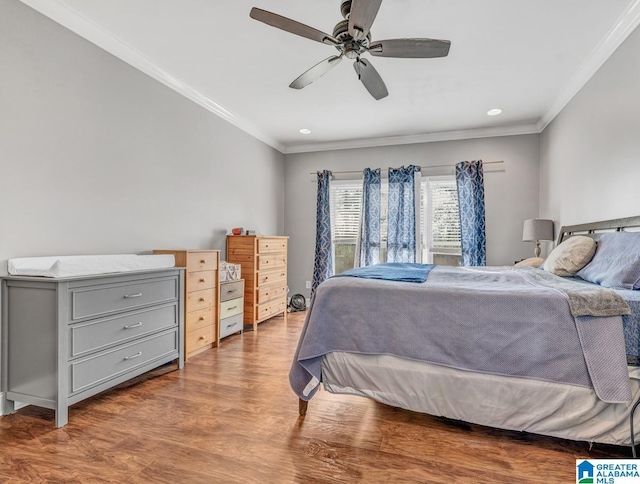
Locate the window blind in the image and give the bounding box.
[330,182,362,242]
[428,179,461,248]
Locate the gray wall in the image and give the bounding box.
[0,0,285,275]
[284,134,541,298]
[540,24,640,227]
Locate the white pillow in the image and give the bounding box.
[543,236,596,276]
[515,257,545,268]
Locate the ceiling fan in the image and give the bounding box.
[249,0,451,100]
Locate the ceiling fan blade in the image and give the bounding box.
[348,0,383,41]
[290,56,343,90]
[369,38,451,58]
[250,8,338,46]
[353,58,388,100]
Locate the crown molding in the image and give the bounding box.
[19,0,286,153]
[283,123,540,154]
[537,0,640,132]
[20,0,640,154]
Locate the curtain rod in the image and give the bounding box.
[309,160,504,175]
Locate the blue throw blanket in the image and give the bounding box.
[333,263,435,283]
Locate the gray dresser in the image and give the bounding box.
[1,268,184,427]
[218,279,244,342]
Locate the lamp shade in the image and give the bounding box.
[523,219,554,242]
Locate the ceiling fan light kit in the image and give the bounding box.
[250,0,451,100]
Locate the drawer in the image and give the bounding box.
[257,254,287,271]
[220,297,243,319]
[256,298,286,322]
[220,280,244,302]
[186,307,215,332]
[71,277,178,321]
[186,288,215,312]
[256,269,286,288]
[70,329,178,395]
[70,304,178,357]
[186,324,215,355]
[257,284,286,304]
[187,270,215,292]
[258,238,287,254]
[186,251,218,272]
[219,313,243,339]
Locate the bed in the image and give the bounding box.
[289,215,640,447]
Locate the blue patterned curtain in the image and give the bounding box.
[455,160,486,266]
[355,168,381,267]
[311,170,333,299]
[387,165,421,263]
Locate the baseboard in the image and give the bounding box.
[0,393,26,416]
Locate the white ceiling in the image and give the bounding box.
[21,0,640,153]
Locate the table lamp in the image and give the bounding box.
[522,219,554,257]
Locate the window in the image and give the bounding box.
[330,181,361,275]
[330,175,461,273]
[422,177,461,266]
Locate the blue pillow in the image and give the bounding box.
[576,232,640,289]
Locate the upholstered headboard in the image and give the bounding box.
[557,215,640,245]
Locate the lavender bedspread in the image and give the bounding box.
[289,266,632,403]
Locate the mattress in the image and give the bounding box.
[322,352,640,446]
[8,254,176,278]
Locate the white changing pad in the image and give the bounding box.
[8,254,176,278]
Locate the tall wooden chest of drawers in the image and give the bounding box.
[1,268,184,427]
[226,235,288,331]
[153,249,219,359]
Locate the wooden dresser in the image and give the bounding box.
[226,235,288,331]
[1,268,184,427]
[153,249,219,359]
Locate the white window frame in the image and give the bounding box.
[330,180,362,247]
[330,180,362,274]
[421,175,461,264]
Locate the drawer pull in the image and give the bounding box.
[200,259,207,263]
[226,322,238,329]
[199,336,205,341]
[124,292,143,299]
[124,352,142,360]
[199,297,206,302]
[226,289,236,294]
[199,316,206,321]
[199,278,206,283]
[124,322,143,329]
[227,306,238,311]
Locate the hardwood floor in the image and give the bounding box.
[0,311,630,483]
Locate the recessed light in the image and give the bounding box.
[487,108,502,116]
[299,128,311,134]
